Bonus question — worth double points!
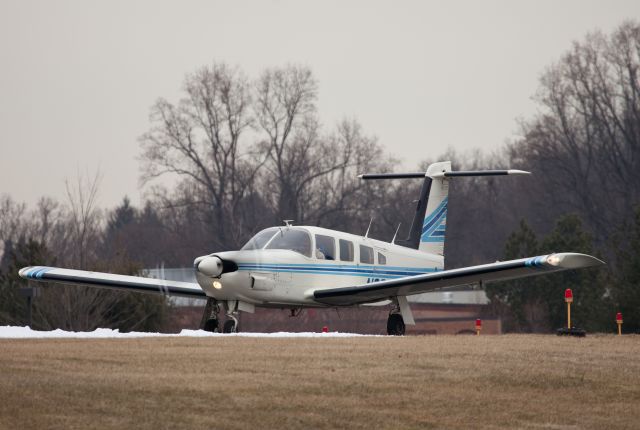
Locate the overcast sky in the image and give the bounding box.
[1,0,639,208]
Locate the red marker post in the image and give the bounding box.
[616,312,623,336]
[564,289,573,329]
[475,319,482,336]
[322,326,328,333]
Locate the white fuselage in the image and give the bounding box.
[195,226,443,307]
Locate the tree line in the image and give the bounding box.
[1,21,639,333]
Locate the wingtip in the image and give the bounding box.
[18,266,55,279]
[507,169,532,175]
[551,253,605,269]
[18,266,33,279]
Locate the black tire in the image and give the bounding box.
[203,318,218,332]
[223,319,238,333]
[387,313,405,336]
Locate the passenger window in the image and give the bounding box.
[339,239,354,261]
[378,252,387,265]
[315,235,336,260]
[359,245,374,264]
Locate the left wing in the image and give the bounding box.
[311,253,604,306]
[19,266,206,299]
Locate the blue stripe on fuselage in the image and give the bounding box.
[236,263,437,278]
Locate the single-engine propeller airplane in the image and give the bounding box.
[19,161,604,335]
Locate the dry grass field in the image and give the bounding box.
[1,335,639,429]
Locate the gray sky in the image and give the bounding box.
[1,0,639,208]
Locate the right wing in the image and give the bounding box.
[311,253,604,306]
[19,266,206,299]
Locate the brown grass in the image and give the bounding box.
[1,335,639,429]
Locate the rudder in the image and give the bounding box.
[419,161,451,255]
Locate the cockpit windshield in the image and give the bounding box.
[265,228,312,257]
[240,228,278,251]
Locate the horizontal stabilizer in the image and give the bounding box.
[358,173,427,179]
[436,169,530,177]
[358,170,530,180]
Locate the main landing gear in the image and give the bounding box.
[386,298,409,336]
[199,298,240,333]
[387,313,405,336]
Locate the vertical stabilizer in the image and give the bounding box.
[357,161,529,258]
[419,161,451,255]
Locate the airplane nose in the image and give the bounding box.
[196,256,224,277]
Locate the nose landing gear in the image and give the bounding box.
[222,300,240,333]
[203,318,219,332]
[200,298,220,332]
[199,298,242,333]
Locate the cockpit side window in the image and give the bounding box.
[359,245,374,264]
[265,228,312,257]
[240,227,278,250]
[339,239,354,261]
[378,252,387,265]
[315,235,336,260]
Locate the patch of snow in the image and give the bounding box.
[0,326,378,339]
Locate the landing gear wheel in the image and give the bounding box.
[203,318,218,333]
[387,313,405,336]
[223,319,238,333]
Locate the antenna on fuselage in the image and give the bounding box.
[391,223,402,244]
[364,217,373,239]
[283,219,294,227]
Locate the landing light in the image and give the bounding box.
[547,255,561,266]
[212,281,222,290]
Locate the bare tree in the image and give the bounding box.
[140,63,262,250]
[65,169,102,269]
[26,169,119,330]
[304,119,395,231]
[29,197,65,246]
[512,21,640,251]
[254,66,395,233]
[0,195,28,260]
[255,65,319,222]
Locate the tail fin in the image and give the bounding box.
[358,162,530,258]
[419,161,451,255]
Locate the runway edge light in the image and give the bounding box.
[557,288,586,337]
[564,289,573,328]
[616,312,623,336]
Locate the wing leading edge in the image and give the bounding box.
[19,266,206,299]
[311,253,604,306]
